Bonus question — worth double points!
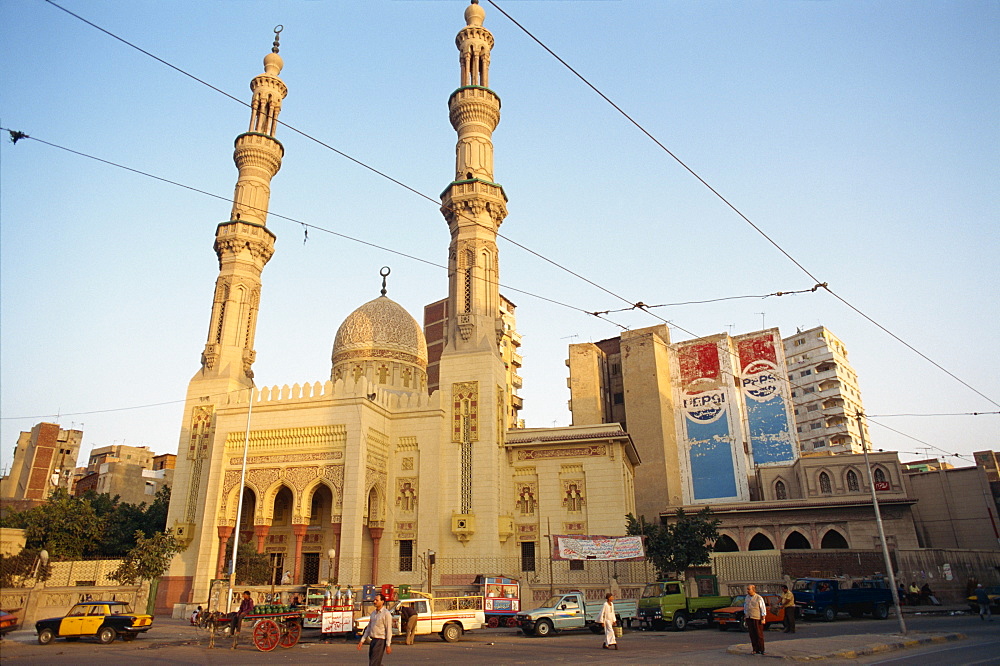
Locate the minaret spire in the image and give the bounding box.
[441,0,508,350]
[200,29,287,379]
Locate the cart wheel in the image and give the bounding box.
[252,619,280,652]
[486,616,499,628]
[279,619,301,648]
[506,617,520,628]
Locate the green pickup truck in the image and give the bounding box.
[637,581,731,631]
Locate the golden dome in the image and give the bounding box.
[332,296,428,370]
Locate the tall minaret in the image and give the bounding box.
[440,0,508,352]
[164,29,287,601]
[200,27,286,380]
[436,1,512,549]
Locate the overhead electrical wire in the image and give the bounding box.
[38,0,996,416]
[486,0,999,410]
[0,128,629,333]
[10,3,993,456]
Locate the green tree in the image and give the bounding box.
[626,508,720,579]
[109,530,187,614]
[233,542,271,585]
[6,489,105,559]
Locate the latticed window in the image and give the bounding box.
[819,472,832,494]
[399,540,413,572]
[775,480,787,500]
[847,470,860,492]
[873,467,886,484]
[521,541,536,572]
[569,560,584,571]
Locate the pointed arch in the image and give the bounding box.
[774,478,788,500]
[784,530,812,549]
[845,468,860,492]
[714,534,739,552]
[748,532,776,551]
[821,529,849,549]
[365,482,386,525]
[819,471,833,494]
[872,466,888,485]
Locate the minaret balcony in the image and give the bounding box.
[440,177,508,203]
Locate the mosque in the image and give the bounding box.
[159,1,641,614]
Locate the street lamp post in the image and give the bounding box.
[327,548,337,585]
[857,412,906,636]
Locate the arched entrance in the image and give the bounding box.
[784,530,812,549]
[714,535,739,552]
[821,529,849,549]
[748,533,776,550]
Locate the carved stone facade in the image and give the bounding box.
[161,3,640,616]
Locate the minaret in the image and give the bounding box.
[436,1,512,548]
[200,27,286,380]
[164,29,287,601]
[440,0,508,352]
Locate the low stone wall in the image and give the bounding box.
[894,548,1000,604]
[2,583,146,627]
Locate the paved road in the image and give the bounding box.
[1,613,997,664]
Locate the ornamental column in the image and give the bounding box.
[292,524,308,583]
[216,525,233,578]
[254,524,271,553]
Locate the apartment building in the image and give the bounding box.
[783,326,871,454]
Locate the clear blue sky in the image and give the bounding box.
[2,0,997,472]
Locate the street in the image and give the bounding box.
[1,612,998,664]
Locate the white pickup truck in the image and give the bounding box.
[356,593,485,643]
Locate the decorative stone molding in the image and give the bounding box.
[224,424,347,452]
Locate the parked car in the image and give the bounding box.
[516,591,637,637]
[35,601,153,645]
[793,577,891,621]
[0,610,19,637]
[637,581,731,631]
[711,594,786,631]
[356,593,485,643]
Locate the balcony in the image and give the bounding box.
[511,395,524,410]
[511,353,523,368]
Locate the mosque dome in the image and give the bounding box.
[332,295,428,374]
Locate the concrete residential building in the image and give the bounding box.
[0,422,82,501]
[783,326,871,454]
[86,444,155,473]
[568,325,799,517]
[904,459,1000,550]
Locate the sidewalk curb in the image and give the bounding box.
[725,632,967,661]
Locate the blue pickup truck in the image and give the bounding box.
[793,577,892,621]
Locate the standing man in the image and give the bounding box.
[744,584,767,655]
[598,592,618,650]
[779,585,796,633]
[357,592,393,665]
[976,584,993,621]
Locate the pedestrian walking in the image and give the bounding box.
[399,601,418,645]
[779,585,796,633]
[357,592,393,665]
[598,592,618,651]
[744,584,767,655]
[976,584,993,621]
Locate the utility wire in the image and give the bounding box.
[488,0,999,410]
[19,4,996,446]
[866,412,999,418]
[2,128,629,332]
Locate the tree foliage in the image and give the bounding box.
[0,486,172,560]
[233,542,271,586]
[626,508,721,579]
[109,530,186,585]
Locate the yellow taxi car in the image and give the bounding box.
[35,601,152,645]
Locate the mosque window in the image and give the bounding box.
[520,541,536,572]
[873,467,887,484]
[819,472,832,494]
[399,540,414,572]
[847,470,860,492]
[775,480,787,500]
[377,364,389,384]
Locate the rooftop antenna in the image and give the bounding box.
[560,334,579,340]
[755,312,766,330]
